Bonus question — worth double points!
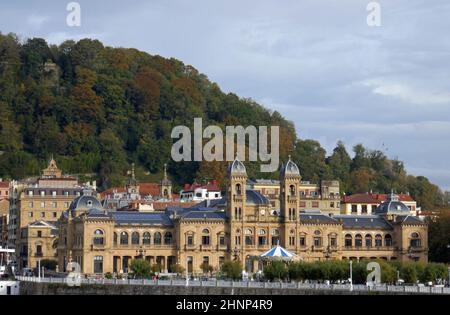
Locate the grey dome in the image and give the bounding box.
[69,195,103,211]
[228,158,247,176]
[281,157,300,177]
[246,190,270,205]
[374,192,410,215]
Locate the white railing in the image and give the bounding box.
[15,276,450,294]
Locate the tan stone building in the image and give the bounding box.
[58,158,428,276]
[249,178,341,216]
[0,180,10,247]
[16,158,93,269]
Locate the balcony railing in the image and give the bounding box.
[35,252,43,257]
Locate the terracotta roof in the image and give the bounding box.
[342,193,415,203]
[183,180,220,192]
[0,181,9,188]
[139,183,161,197]
[342,193,380,204]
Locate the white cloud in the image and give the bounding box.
[361,79,450,105]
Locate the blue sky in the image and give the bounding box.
[1,0,449,191]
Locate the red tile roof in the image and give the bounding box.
[342,193,415,203]
[183,180,220,192]
[0,181,10,188]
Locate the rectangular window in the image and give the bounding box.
[53,212,57,218]
[235,235,241,245]
[40,201,45,208]
[299,201,306,207]
[52,202,57,208]
[37,231,42,238]
[52,191,57,197]
[41,212,45,218]
[245,236,253,246]
[258,236,266,246]
[40,191,45,197]
[219,236,225,246]
[219,256,225,267]
[202,236,210,246]
[28,190,33,196]
[28,212,33,218]
[187,235,193,246]
[351,205,357,213]
[314,237,322,247]
[28,201,33,208]
[299,236,306,246]
[289,236,295,246]
[362,205,368,213]
[312,201,319,208]
[330,237,337,247]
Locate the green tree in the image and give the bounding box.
[220,261,243,280]
[129,259,152,278]
[327,141,351,193]
[292,139,332,183]
[263,261,288,281]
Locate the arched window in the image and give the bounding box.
[365,234,372,247]
[164,232,173,245]
[375,234,382,247]
[410,232,421,248]
[313,230,322,247]
[258,229,267,246]
[113,232,118,245]
[143,232,151,245]
[289,185,296,196]
[120,232,128,245]
[245,229,253,246]
[384,234,392,247]
[345,234,352,247]
[355,234,362,247]
[202,229,210,245]
[154,232,162,245]
[271,229,280,246]
[131,232,139,245]
[93,229,104,245]
[235,184,242,195]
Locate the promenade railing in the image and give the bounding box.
[15,276,450,294]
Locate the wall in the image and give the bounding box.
[19,281,429,295]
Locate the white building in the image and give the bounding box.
[180,181,221,202]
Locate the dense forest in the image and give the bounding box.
[0,32,445,210]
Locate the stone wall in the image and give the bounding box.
[19,281,424,295]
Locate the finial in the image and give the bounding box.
[288,154,291,161]
[164,163,167,179]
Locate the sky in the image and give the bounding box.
[0,0,449,191]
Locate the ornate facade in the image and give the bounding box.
[57,158,428,275]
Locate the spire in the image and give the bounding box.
[163,163,167,180]
[131,163,135,181]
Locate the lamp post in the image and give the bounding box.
[349,260,353,291]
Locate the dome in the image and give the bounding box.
[69,195,103,212]
[280,156,300,177]
[246,190,270,206]
[374,192,410,215]
[228,158,247,176]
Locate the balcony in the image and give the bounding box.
[35,252,43,257]
[200,244,212,251]
[287,196,297,203]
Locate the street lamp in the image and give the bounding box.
[349,260,353,291]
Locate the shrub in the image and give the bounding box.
[170,263,185,274]
[400,263,418,284]
[104,272,113,279]
[220,261,243,280]
[129,259,152,278]
[264,261,288,281]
